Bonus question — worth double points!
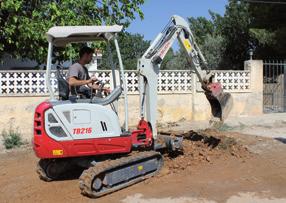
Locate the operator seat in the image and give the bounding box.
[56,66,89,100]
[55,65,86,100]
[56,66,69,100]
[56,66,122,105]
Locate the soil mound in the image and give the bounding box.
[158,129,251,176]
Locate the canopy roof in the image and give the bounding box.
[46,25,123,47]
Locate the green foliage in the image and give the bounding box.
[100,32,150,70]
[249,2,286,58]
[188,16,215,46]
[186,1,253,70]
[0,0,145,64]
[161,48,175,70]
[160,47,189,70]
[1,127,23,149]
[187,0,286,69]
[187,16,226,69]
[249,28,276,46]
[219,0,253,69]
[201,34,226,69]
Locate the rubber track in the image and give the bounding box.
[79,151,163,198]
[36,159,53,182]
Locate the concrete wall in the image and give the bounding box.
[117,94,193,127]
[0,94,193,141]
[0,60,263,141]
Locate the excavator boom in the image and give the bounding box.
[138,15,233,138]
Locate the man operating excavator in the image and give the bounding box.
[67,46,110,98]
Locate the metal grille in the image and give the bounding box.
[49,126,68,137]
[263,60,286,113]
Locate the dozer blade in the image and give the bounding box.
[204,82,233,128]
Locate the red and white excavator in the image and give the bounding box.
[33,15,232,197]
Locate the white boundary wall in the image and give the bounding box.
[0,60,262,140]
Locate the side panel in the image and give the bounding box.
[51,103,122,140]
[33,101,131,159]
[34,130,132,159]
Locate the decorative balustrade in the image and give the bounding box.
[124,70,193,94]
[214,71,251,92]
[0,69,250,96]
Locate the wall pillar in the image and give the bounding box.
[244,60,263,114]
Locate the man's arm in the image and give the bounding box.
[68,77,95,86]
[68,63,97,87]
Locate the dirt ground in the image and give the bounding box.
[1,125,286,203]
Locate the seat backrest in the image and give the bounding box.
[56,67,69,100]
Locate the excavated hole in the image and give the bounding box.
[157,129,250,177]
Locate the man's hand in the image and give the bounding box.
[103,87,111,94]
[88,76,98,84]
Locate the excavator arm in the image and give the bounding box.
[137,15,233,139]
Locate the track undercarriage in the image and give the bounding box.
[37,151,163,198]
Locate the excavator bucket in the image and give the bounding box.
[204,82,233,128]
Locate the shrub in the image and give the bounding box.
[1,127,23,149]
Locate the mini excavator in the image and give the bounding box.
[33,15,232,198]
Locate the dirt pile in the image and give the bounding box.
[158,129,251,176]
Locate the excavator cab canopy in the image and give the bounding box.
[46,25,123,47]
[45,24,129,130]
